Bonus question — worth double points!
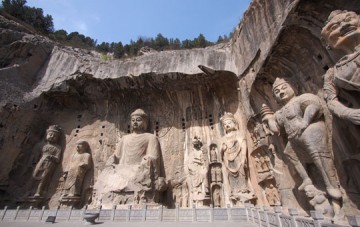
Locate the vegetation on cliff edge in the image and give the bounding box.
[0,0,232,59]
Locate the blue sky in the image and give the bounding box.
[26,0,251,45]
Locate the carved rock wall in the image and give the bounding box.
[0,0,359,218]
[243,0,360,216]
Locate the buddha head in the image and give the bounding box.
[321,10,360,52]
[192,136,203,150]
[130,109,148,133]
[220,112,238,133]
[46,125,61,143]
[75,139,89,154]
[272,77,296,104]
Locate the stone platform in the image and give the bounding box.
[1,205,358,227]
[0,221,257,227]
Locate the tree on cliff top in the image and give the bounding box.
[1,0,54,34]
[0,0,230,59]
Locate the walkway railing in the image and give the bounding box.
[0,204,359,227]
[246,204,360,227]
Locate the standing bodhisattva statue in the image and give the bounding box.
[32,125,62,197]
[220,112,254,205]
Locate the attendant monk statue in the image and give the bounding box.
[63,140,91,197]
[186,136,209,207]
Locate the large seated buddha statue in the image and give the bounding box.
[94,109,166,207]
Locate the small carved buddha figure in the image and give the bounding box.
[261,78,341,200]
[220,112,254,204]
[212,186,221,208]
[321,10,360,125]
[63,140,91,197]
[209,144,218,163]
[32,125,62,197]
[265,183,281,206]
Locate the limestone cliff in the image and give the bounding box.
[0,0,359,218]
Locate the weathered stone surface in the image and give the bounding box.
[0,0,360,224]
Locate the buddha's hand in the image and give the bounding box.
[345,108,360,125]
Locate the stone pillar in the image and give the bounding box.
[227,204,231,221]
[111,205,116,221]
[176,204,180,222]
[14,206,20,220]
[255,205,262,227]
[67,206,72,221]
[310,210,324,227]
[39,206,45,221]
[210,204,214,222]
[27,206,33,221]
[274,206,282,227]
[348,215,360,227]
[97,205,102,221]
[245,203,250,222]
[81,205,88,221]
[250,204,255,223]
[54,205,60,221]
[288,208,298,227]
[126,205,131,222]
[263,206,270,227]
[158,205,163,222]
[142,204,147,222]
[1,206,7,221]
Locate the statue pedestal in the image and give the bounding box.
[59,195,80,207]
[26,196,44,208]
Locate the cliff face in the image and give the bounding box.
[0,0,360,217]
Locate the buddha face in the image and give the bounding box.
[76,141,87,153]
[273,82,295,104]
[192,136,203,149]
[322,11,360,51]
[131,115,146,132]
[223,119,237,133]
[46,131,59,143]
